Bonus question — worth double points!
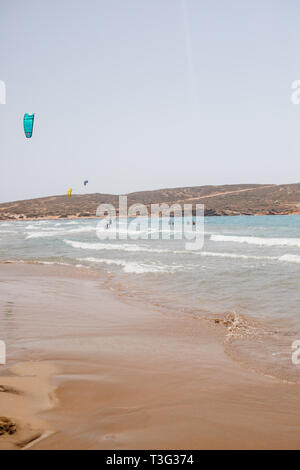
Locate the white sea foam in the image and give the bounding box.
[26,223,63,230]
[279,254,300,264]
[26,225,60,231]
[77,257,182,274]
[211,234,300,247]
[33,260,71,266]
[62,241,300,265]
[62,221,80,225]
[25,220,49,226]
[34,260,91,269]
[26,231,59,239]
[64,239,169,253]
[195,251,277,261]
[194,250,300,264]
[26,226,96,239]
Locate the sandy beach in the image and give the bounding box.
[3,0,300,453]
[0,262,299,450]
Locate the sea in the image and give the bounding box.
[1,215,300,381]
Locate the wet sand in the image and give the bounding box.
[0,361,58,449]
[0,263,300,449]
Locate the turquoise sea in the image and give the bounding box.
[1,215,300,321]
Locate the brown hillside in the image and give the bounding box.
[0,183,300,220]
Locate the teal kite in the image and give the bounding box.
[23,113,35,138]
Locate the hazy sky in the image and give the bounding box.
[1,0,300,202]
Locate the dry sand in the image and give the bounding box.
[0,263,300,449]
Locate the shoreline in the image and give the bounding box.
[1,263,300,449]
[1,211,300,222]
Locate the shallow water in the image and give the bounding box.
[1,216,300,324]
[1,215,300,382]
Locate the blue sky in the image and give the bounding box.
[0,0,300,202]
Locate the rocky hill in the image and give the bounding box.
[0,183,300,220]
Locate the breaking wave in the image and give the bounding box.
[64,239,169,253]
[64,241,300,264]
[278,254,300,264]
[195,251,277,261]
[77,257,182,274]
[211,234,300,247]
[26,226,96,239]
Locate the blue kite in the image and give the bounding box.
[24,113,35,138]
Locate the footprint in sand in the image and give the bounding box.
[0,417,17,436]
[0,385,20,395]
